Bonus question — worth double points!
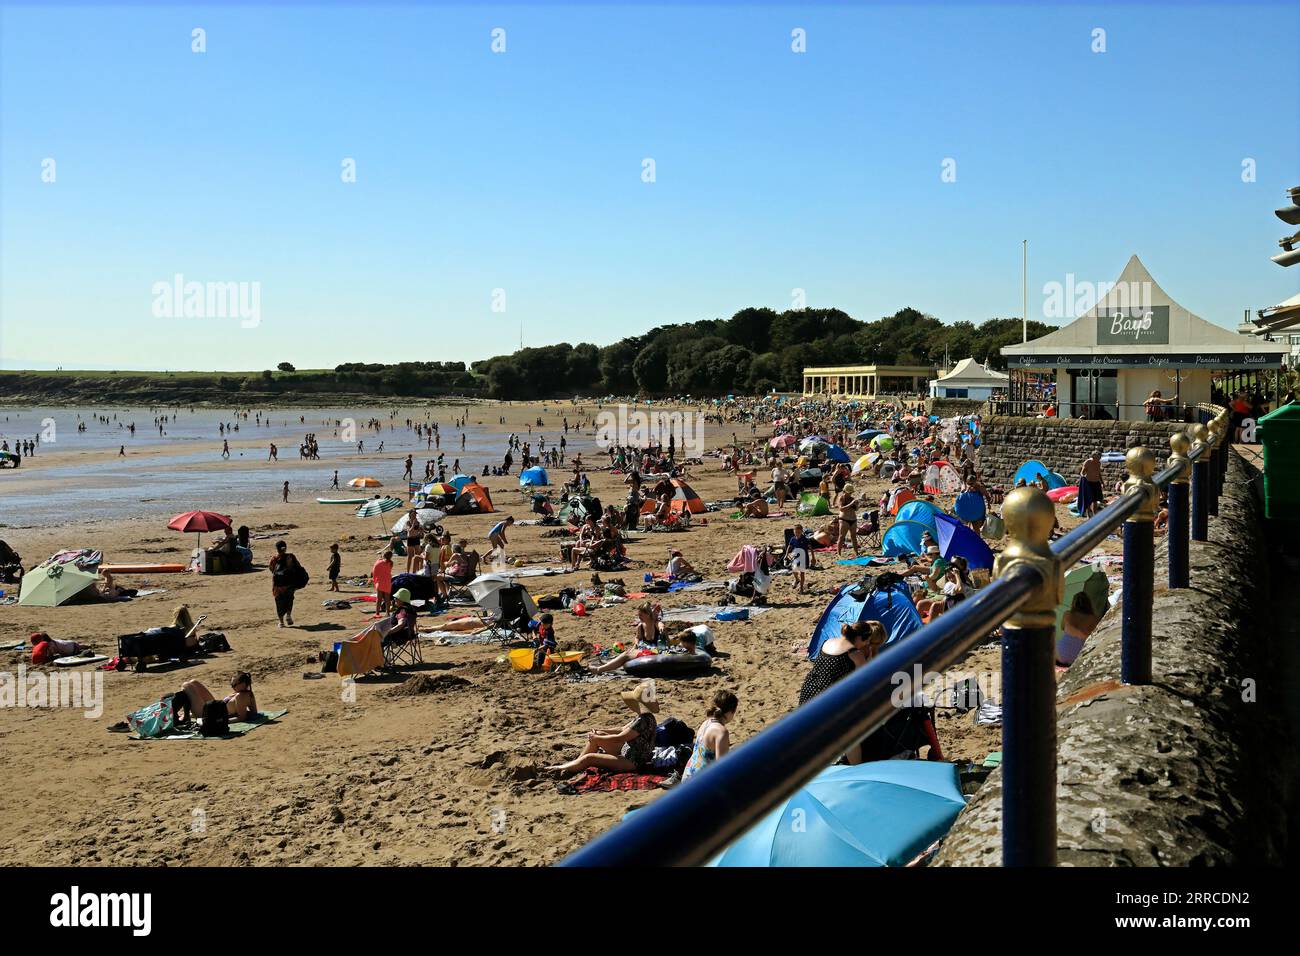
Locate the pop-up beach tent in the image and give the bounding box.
[1012,459,1067,490]
[796,492,831,517]
[808,578,923,657]
[519,466,550,487]
[894,500,943,534]
[923,461,964,495]
[638,479,704,514]
[882,519,933,558]
[451,482,494,514]
[933,514,994,570]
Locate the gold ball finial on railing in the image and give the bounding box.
[1167,431,1192,484]
[1189,422,1210,450]
[994,486,1063,628]
[1001,485,1056,547]
[1123,446,1159,521]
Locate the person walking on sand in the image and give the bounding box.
[119,445,126,457]
[403,455,413,481]
[331,470,339,490]
[282,480,289,503]
[268,442,278,462]
[222,439,230,459]
[269,540,303,627]
[326,543,341,592]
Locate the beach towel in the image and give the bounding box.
[571,768,666,793]
[139,709,289,740]
[834,556,890,567]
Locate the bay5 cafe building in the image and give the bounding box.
[1000,255,1289,420]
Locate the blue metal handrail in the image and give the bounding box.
[560,415,1224,867]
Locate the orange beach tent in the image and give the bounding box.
[640,478,706,514]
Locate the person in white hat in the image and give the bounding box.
[545,680,660,778]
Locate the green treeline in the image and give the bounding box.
[470,307,1054,399]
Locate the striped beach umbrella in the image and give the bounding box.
[355,495,404,533]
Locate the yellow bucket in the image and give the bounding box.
[508,648,536,672]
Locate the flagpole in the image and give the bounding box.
[1022,239,1028,343]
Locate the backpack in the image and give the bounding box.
[289,561,310,590]
[200,700,230,737]
[655,717,696,748]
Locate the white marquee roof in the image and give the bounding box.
[1002,255,1288,367]
[933,357,1009,386]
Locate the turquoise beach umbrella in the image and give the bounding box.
[706,762,967,867]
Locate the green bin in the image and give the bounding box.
[1257,402,1300,519]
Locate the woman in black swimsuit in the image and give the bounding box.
[799,620,887,763]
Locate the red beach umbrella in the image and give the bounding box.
[167,510,233,548]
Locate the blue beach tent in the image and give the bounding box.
[894,500,943,533]
[934,513,994,570]
[881,519,932,557]
[519,466,550,487]
[1012,459,1066,490]
[808,579,924,658]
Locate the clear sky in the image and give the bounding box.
[1,1,1297,370]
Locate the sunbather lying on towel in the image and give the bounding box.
[175,672,259,722]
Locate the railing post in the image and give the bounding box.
[1166,431,1192,589]
[1190,423,1210,543]
[1207,429,1220,518]
[1121,448,1159,684]
[993,487,1063,867]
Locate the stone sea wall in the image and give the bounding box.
[979,416,1191,487]
[934,453,1288,865]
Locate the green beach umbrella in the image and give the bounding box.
[18,563,99,608]
[355,495,404,534]
[1055,562,1110,640]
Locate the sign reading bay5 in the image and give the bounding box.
[1096,305,1169,345]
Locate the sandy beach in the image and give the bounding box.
[0,399,1058,867]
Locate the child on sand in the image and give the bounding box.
[372,550,393,613]
[487,515,514,563]
[531,612,557,670]
[327,543,341,592]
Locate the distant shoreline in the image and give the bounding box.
[0,368,491,407]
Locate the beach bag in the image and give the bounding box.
[199,632,231,654]
[126,697,176,739]
[983,513,1005,539]
[655,718,695,748]
[289,561,310,590]
[200,700,230,737]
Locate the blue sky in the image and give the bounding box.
[1,1,1297,370]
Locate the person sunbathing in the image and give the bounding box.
[1056,591,1101,666]
[741,487,769,518]
[545,683,660,777]
[176,672,259,722]
[586,603,663,673]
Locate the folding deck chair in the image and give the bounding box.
[469,575,539,647]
